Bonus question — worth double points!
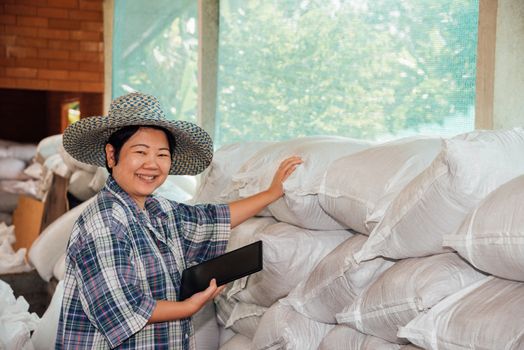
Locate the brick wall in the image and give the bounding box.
[0,0,104,93]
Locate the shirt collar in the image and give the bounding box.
[104,175,168,221]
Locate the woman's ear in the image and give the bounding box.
[105,144,115,168]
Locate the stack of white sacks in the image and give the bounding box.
[197,130,524,350]
[0,139,37,225]
[24,129,524,349]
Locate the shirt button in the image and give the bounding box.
[185,333,189,339]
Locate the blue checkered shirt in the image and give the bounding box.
[56,176,230,349]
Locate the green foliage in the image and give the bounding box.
[112,0,198,123]
[216,0,478,144]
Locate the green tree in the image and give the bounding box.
[216,0,478,145]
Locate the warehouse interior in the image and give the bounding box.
[1,0,524,349]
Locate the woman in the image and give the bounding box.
[56,92,302,349]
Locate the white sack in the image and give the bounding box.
[336,253,486,344]
[443,174,524,282]
[218,326,236,347]
[36,135,62,161]
[23,163,43,180]
[252,302,334,350]
[154,175,196,203]
[31,280,64,350]
[6,144,36,162]
[0,222,15,245]
[229,222,351,307]
[319,137,442,234]
[284,234,394,324]
[0,240,32,274]
[0,191,19,212]
[398,277,524,350]
[193,302,219,350]
[0,158,26,180]
[59,143,97,173]
[0,223,32,274]
[226,136,370,229]
[356,128,524,261]
[0,280,40,350]
[0,180,39,197]
[87,167,109,193]
[53,253,66,281]
[318,325,402,350]
[219,334,252,350]
[43,154,71,178]
[225,302,266,339]
[216,285,266,339]
[227,217,276,251]
[68,169,96,201]
[163,175,197,197]
[193,141,274,204]
[29,197,96,281]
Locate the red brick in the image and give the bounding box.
[38,68,69,80]
[76,61,102,72]
[49,18,81,30]
[0,57,15,67]
[16,36,47,48]
[0,34,16,45]
[78,0,102,12]
[69,50,99,62]
[48,39,79,51]
[39,48,69,60]
[37,7,69,19]
[6,67,37,78]
[5,4,38,16]
[16,78,49,90]
[0,14,16,25]
[80,20,102,32]
[47,0,79,9]
[49,79,80,91]
[79,81,104,92]
[12,0,48,6]
[38,28,70,40]
[0,76,17,88]
[68,70,100,82]
[79,41,102,52]
[0,66,5,76]
[47,59,78,70]
[69,9,102,21]
[5,26,37,37]
[6,46,39,58]
[17,16,48,28]
[70,30,101,41]
[16,57,48,69]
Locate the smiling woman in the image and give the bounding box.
[105,126,174,209]
[55,91,302,349]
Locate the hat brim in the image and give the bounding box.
[62,115,213,176]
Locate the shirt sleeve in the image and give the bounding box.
[71,222,156,348]
[176,203,231,266]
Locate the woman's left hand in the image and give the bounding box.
[266,156,303,198]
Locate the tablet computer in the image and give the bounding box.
[179,240,263,300]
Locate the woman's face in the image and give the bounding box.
[105,127,172,208]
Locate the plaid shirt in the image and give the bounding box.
[56,176,230,349]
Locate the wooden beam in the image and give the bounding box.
[475,0,497,129]
[198,0,219,141]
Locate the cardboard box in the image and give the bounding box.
[13,174,68,251]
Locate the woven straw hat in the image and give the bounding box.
[62,92,213,175]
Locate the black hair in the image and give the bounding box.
[105,125,175,174]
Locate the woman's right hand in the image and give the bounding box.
[184,279,225,315]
